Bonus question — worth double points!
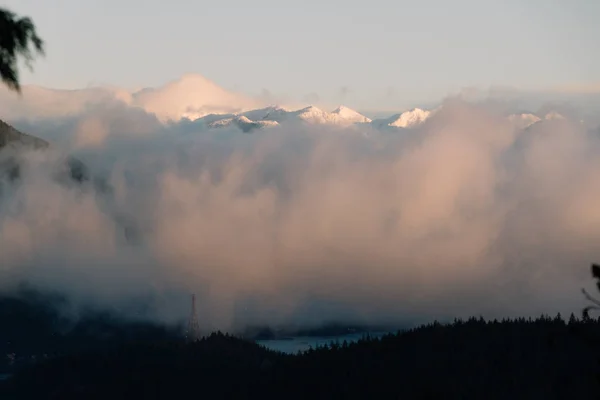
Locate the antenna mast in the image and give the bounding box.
[187,293,201,342]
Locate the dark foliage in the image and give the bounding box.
[0,288,181,374]
[1,314,599,399]
[0,8,44,92]
[583,263,600,318]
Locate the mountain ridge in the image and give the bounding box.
[0,118,89,183]
[195,104,570,132]
[0,119,49,150]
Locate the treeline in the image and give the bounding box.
[0,288,388,368]
[0,289,181,371]
[2,314,599,399]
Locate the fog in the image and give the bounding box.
[1,95,599,332]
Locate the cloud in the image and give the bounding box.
[0,91,599,333]
[132,74,262,122]
[0,85,133,121]
[0,74,266,125]
[540,83,600,95]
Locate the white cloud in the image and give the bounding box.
[131,74,263,122]
[0,74,265,124]
[0,85,132,120]
[0,87,599,332]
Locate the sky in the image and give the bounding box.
[4,0,600,111]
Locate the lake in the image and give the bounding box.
[256,332,387,354]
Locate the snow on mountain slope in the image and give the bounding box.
[508,113,542,130]
[198,113,236,125]
[207,115,279,132]
[330,106,372,124]
[241,106,290,121]
[388,108,431,128]
[260,106,300,123]
[207,117,236,128]
[371,108,431,128]
[261,105,371,126]
[544,111,566,121]
[507,111,568,130]
[197,104,372,131]
[239,116,279,127]
[132,74,261,122]
[291,106,331,124]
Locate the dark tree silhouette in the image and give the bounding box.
[582,264,600,318]
[3,315,600,399]
[0,8,44,93]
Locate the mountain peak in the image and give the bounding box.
[331,105,371,124]
[508,113,541,129]
[332,105,350,112]
[331,105,354,115]
[131,73,260,122]
[299,105,322,112]
[388,108,431,128]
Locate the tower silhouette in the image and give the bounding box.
[187,293,201,342]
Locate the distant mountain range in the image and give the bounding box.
[0,73,586,131]
[187,104,570,133]
[197,105,424,131]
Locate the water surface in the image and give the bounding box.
[257,332,387,354]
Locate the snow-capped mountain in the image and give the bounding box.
[388,108,431,128]
[508,113,541,130]
[2,74,586,134]
[253,105,369,126]
[199,105,372,131]
[372,108,432,128]
[187,100,574,134]
[261,105,364,126]
[282,106,329,124]
[132,74,261,122]
[544,111,566,121]
[241,106,290,122]
[330,106,372,125]
[207,115,279,132]
[200,113,236,124]
[508,111,567,130]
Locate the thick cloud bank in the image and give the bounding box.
[1,96,599,332]
[0,74,262,123]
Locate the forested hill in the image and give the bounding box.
[0,119,48,150]
[0,290,181,371]
[0,118,89,183]
[2,314,599,399]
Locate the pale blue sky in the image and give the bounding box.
[4,0,600,111]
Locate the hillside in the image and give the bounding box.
[2,315,599,399]
[0,119,89,183]
[0,119,48,150]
